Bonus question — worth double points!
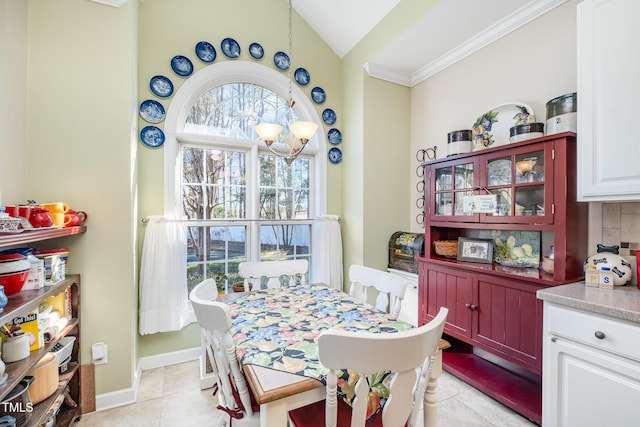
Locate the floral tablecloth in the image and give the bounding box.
[228,284,413,419]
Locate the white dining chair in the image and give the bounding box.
[189,279,259,426]
[288,307,448,427]
[238,259,308,291]
[348,265,408,318]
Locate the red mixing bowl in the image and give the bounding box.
[0,269,29,295]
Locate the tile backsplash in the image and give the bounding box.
[598,202,640,285]
[601,202,640,255]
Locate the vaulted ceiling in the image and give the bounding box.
[92,0,568,87]
[292,0,568,87]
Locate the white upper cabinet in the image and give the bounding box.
[577,0,640,201]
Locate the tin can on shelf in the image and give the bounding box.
[447,130,472,156]
[546,93,577,135]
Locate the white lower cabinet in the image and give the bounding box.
[543,303,640,426]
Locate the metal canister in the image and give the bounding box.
[447,129,472,156]
[546,93,577,135]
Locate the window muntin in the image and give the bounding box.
[184,82,298,144]
[260,223,311,260]
[182,146,247,220]
[259,154,310,220]
[182,82,313,293]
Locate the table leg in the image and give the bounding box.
[424,349,443,427]
[258,387,325,426]
[260,399,289,426]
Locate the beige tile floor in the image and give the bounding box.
[76,360,538,426]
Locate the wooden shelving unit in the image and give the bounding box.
[0,226,86,426]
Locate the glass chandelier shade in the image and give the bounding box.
[253,0,318,164]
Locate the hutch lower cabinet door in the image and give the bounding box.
[474,274,543,374]
[420,262,472,340]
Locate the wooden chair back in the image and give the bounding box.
[238,259,308,290]
[349,265,408,318]
[189,279,258,425]
[318,307,448,427]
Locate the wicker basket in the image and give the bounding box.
[434,240,459,258]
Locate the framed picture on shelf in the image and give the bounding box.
[457,237,494,264]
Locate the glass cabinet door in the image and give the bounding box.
[483,143,553,223]
[432,161,477,219]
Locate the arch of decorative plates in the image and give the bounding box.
[139,37,342,164]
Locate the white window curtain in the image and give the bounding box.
[139,216,190,335]
[311,215,343,291]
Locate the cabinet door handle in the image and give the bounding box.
[465,303,477,310]
[550,337,557,343]
[594,331,605,339]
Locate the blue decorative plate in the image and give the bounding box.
[273,51,290,70]
[195,41,216,63]
[327,128,342,145]
[294,68,310,86]
[140,126,165,148]
[149,75,173,98]
[171,55,193,77]
[328,147,342,164]
[139,99,166,123]
[322,108,337,125]
[221,38,241,59]
[311,87,326,104]
[249,42,264,59]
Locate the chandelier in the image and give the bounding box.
[254,0,318,165]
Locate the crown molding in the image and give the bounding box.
[366,0,568,87]
[89,0,129,7]
[362,63,413,87]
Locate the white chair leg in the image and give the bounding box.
[423,350,443,427]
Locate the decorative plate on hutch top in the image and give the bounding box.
[471,102,534,149]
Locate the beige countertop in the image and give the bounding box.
[537,282,640,324]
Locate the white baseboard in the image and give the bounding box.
[137,346,200,371]
[95,347,200,412]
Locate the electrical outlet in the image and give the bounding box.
[92,342,108,365]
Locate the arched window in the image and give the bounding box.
[162,61,327,293]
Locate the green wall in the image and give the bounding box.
[135,0,342,357]
[21,0,439,396]
[27,0,139,394]
[341,0,440,272]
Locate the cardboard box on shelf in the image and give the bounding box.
[6,311,43,352]
[41,289,72,320]
[34,249,68,286]
[22,256,45,291]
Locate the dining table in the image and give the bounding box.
[221,283,448,427]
